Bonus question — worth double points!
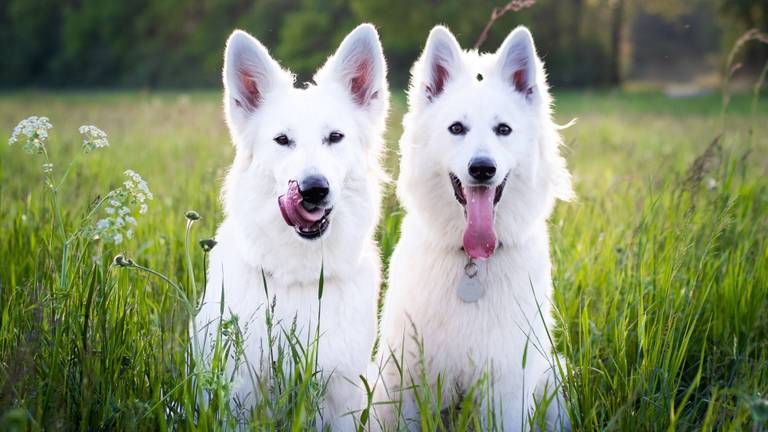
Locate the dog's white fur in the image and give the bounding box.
[375,26,572,430]
[195,24,389,430]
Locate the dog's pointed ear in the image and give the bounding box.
[316,23,388,114]
[413,26,464,104]
[496,26,539,101]
[223,30,291,115]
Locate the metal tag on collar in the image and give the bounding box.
[457,258,486,303]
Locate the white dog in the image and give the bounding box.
[195,24,389,430]
[375,26,572,430]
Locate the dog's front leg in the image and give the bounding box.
[317,373,364,431]
[369,356,421,432]
[531,362,571,432]
[481,365,570,432]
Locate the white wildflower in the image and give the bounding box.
[78,125,109,153]
[88,169,153,245]
[8,116,53,154]
[42,163,54,173]
[125,170,141,182]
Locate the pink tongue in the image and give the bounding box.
[463,186,496,259]
[278,180,325,229]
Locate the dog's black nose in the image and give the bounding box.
[299,175,330,205]
[468,157,496,182]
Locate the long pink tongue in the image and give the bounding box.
[278,180,325,229]
[463,186,496,259]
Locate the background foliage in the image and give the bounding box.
[1,0,766,89]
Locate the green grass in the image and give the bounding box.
[0,89,767,430]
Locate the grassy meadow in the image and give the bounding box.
[0,89,767,430]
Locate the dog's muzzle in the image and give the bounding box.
[278,178,333,240]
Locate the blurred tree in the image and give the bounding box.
[719,0,768,69]
[276,0,353,82]
[628,0,721,83]
[350,0,501,85]
[0,0,62,86]
[55,0,140,86]
[609,0,626,84]
[721,0,768,33]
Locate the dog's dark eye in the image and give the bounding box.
[327,131,344,144]
[448,122,466,136]
[274,134,291,146]
[495,123,512,136]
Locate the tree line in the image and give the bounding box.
[1,0,764,89]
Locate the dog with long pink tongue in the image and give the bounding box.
[375,25,574,430]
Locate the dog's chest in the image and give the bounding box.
[385,240,553,369]
[248,271,377,369]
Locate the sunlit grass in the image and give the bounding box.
[0,90,766,430]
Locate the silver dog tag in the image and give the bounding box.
[457,259,486,303]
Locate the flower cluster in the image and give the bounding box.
[8,116,53,154]
[78,125,109,153]
[90,170,154,245]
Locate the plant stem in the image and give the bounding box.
[79,194,111,228]
[43,148,69,289]
[124,262,194,315]
[56,152,80,190]
[185,219,198,307]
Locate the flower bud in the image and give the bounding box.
[113,254,134,267]
[199,238,217,252]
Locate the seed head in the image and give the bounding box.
[199,238,217,252]
[113,254,134,267]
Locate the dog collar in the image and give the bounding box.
[457,240,502,303]
[457,257,487,302]
[456,241,504,303]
